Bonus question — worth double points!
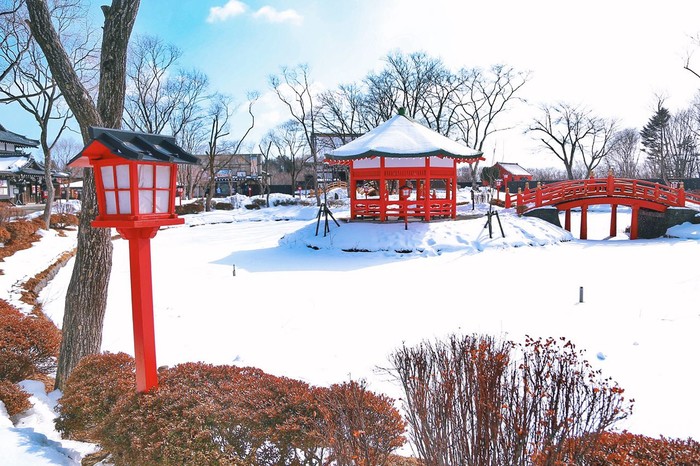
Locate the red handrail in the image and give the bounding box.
[507,175,700,211]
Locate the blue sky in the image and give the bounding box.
[5,0,700,168]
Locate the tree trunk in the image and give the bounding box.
[53,172,113,389]
[26,0,140,390]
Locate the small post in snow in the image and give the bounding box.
[232,264,236,277]
[579,286,584,303]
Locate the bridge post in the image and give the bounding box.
[564,209,571,231]
[580,205,588,240]
[535,182,542,207]
[678,182,686,206]
[607,170,614,195]
[630,205,639,240]
[610,204,617,237]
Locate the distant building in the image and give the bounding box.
[495,162,533,183]
[0,123,42,204]
[199,153,262,197]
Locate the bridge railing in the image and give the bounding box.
[505,173,700,211]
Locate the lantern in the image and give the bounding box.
[399,184,412,200]
[70,127,199,392]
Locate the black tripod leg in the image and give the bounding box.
[315,205,323,236]
[495,211,505,237]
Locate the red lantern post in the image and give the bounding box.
[70,127,199,392]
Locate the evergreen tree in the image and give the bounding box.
[640,104,671,183]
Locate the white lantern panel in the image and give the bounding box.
[155,191,169,213]
[104,191,117,214]
[116,164,130,189]
[138,164,154,188]
[139,190,154,214]
[118,190,131,214]
[101,166,115,189]
[156,165,171,189]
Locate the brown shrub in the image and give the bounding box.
[175,201,204,215]
[320,380,406,466]
[581,431,700,465]
[54,352,135,442]
[0,204,23,225]
[5,219,41,239]
[392,334,633,466]
[49,213,79,229]
[388,455,424,466]
[98,363,327,466]
[0,226,10,243]
[0,300,61,383]
[0,380,32,417]
[213,201,233,210]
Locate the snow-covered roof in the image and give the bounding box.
[0,155,30,173]
[497,162,532,176]
[327,113,483,160]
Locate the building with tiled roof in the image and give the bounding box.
[0,123,42,204]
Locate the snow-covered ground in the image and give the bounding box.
[2,190,700,465]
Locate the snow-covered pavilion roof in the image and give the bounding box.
[326,113,483,161]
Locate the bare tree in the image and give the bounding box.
[1,0,97,228]
[270,64,321,205]
[581,116,617,176]
[257,134,274,207]
[605,128,642,178]
[666,108,699,178]
[316,83,368,145]
[452,65,530,187]
[200,92,256,210]
[270,119,311,195]
[123,34,209,138]
[0,0,27,81]
[528,103,602,180]
[25,0,140,389]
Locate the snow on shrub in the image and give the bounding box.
[0,300,61,383]
[391,334,634,466]
[54,352,135,442]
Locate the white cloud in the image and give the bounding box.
[253,6,303,25]
[207,0,247,23]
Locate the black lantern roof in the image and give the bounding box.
[71,126,200,166]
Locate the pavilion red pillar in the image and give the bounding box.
[610,204,617,237]
[117,226,160,392]
[580,205,588,240]
[379,157,386,221]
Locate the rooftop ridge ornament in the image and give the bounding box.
[70,126,199,392]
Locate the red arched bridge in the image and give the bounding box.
[504,174,700,239]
